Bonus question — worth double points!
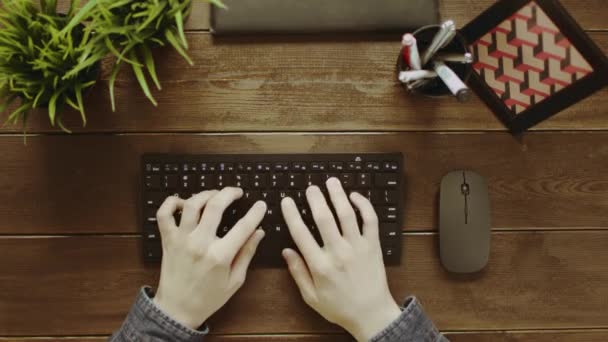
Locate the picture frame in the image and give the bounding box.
[460,0,608,134]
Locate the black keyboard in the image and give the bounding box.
[141,153,404,266]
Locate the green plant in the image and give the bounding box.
[65,0,225,111]
[0,0,104,131]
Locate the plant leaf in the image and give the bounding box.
[74,83,86,126]
[140,45,161,90]
[175,9,187,49]
[165,29,193,65]
[129,50,157,106]
[109,61,122,112]
[61,0,98,34]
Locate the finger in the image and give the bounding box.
[180,191,218,233]
[193,187,244,242]
[306,186,342,247]
[156,195,185,237]
[218,201,267,261]
[350,192,380,240]
[281,197,322,264]
[326,177,360,241]
[229,229,265,290]
[282,248,317,306]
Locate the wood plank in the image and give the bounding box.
[1,133,607,235]
[446,330,608,342]
[2,32,606,133]
[1,232,607,335]
[2,330,608,341]
[58,0,608,31]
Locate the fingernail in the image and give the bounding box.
[326,177,340,187]
[256,200,267,209]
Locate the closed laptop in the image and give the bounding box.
[210,0,439,34]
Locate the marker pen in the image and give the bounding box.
[401,33,422,70]
[436,52,473,64]
[433,60,470,102]
[398,70,437,83]
[421,20,457,66]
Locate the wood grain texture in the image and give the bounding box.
[1,232,607,335]
[1,133,607,235]
[2,330,608,341]
[3,32,606,134]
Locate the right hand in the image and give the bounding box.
[281,178,401,342]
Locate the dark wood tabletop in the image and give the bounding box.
[1,1,607,341]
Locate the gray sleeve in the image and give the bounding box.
[110,286,208,342]
[370,297,449,342]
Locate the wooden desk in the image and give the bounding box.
[1,1,607,341]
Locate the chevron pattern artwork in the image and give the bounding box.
[471,1,594,114]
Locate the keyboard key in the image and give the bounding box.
[144,192,167,207]
[164,163,179,173]
[180,175,195,190]
[383,161,399,171]
[354,189,372,202]
[146,163,161,173]
[143,242,162,260]
[242,190,258,205]
[264,206,281,223]
[378,206,398,222]
[199,174,216,189]
[218,163,235,172]
[162,175,178,189]
[182,163,198,173]
[329,162,344,171]
[145,175,161,189]
[292,162,308,172]
[284,190,306,204]
[347,162,362,171]
[271,173,286,188]
[306,174,323,187]
[357,173,371,187]
[237,163,254,173]
[200,163,216,172]
[375,173,399,188]
[256,163,271,172]
[339,173,355,188]
[261,191,278,205]
[234,174,248,188]
[365,162,380,171]
[323,173,338,182]
[311,162,327,172]
[373,190,398,205]
[288,174,305,188]
[274,163,289,172]
[381,223,400,238]
[252,174,268,188]
[217,174,235,188]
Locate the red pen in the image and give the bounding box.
[402,33,422,70]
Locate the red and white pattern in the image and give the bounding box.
[472,1,593,114]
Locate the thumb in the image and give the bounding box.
[282,248,317,306]
[230,229,265,290]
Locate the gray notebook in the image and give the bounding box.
[210,0,439,34]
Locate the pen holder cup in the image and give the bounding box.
[397,25,472,97]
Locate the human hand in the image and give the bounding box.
[152,188,266,329]
[281,178,401,341]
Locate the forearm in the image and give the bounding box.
[370,297,448,342]
[110,286,208,342]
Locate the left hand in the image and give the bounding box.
[153,188,267,329]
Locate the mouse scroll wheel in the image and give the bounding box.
[461,183,470,195]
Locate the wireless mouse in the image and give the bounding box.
[439,170,491,273]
